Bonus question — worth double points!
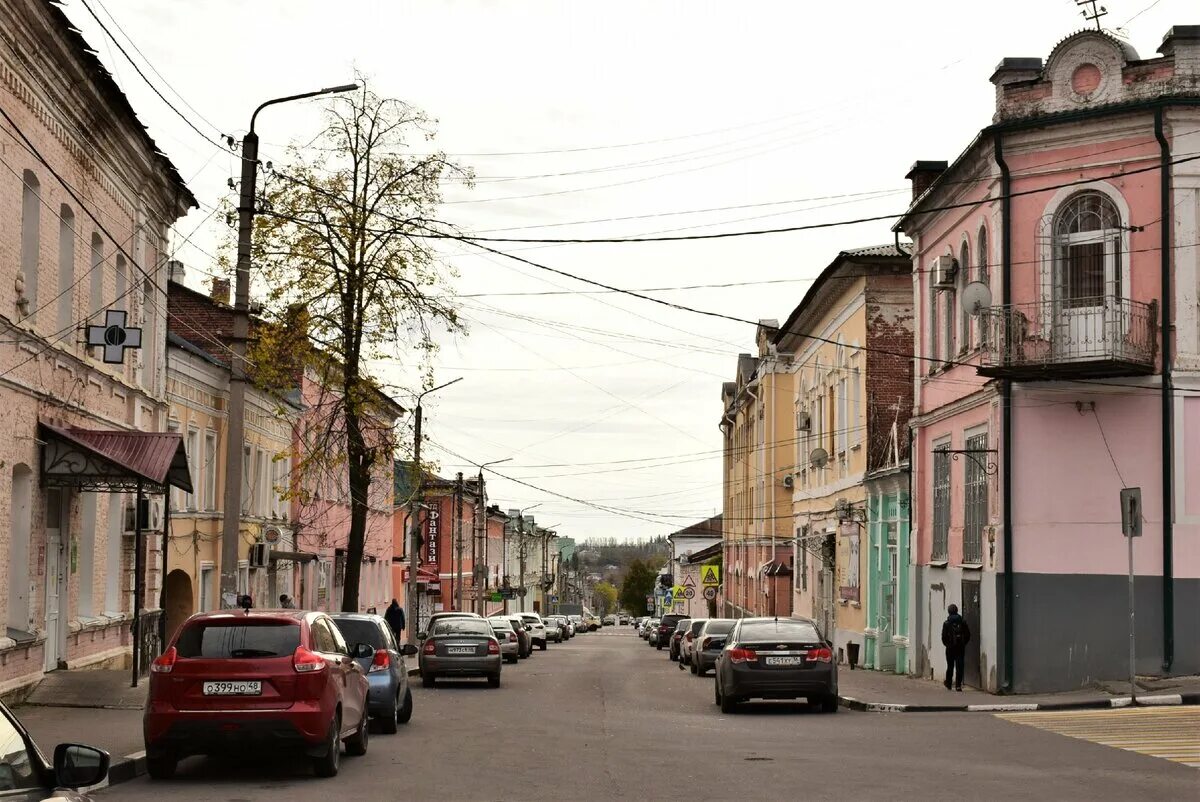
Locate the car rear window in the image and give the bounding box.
[490,619,514,631]
[703,620,736,635]
[433,620,491,636]
[660,615,685,627]
[739,621,822,642]
[331,618,385,650]
[176,622,300,658]
[689,620,707,634]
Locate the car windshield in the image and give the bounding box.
[175,622,301,658]
[0,709,39,791]
[738,621,823,642]
[331,618,385,650]
[433,620,492,637]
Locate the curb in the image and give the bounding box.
[838,691,1200,713]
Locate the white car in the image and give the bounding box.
[519,613,548,650]
[543,617,565,643]
[549,615,574,638]
[567,614,585,634]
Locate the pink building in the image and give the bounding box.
[897,27,1200,692]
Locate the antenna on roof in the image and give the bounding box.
[1075,0,1108,31]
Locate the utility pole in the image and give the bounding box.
[404,377,462,645]
[454,472,464,611]
[219,83,357,608]
[474,459,510,614]
[518,513,527,613]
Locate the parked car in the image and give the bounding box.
[330,613,417,734]
[505,615,534,658]
[488,617,521,663]
[643,618,660,642]
[145,610,371,779]
[678,618,708,668]
[517,613,548,649]
[584,612,602,631]
[419,618,503,687]
[691,619,737,676]
[619,614,631,625]
[543,617,565,643]
[423,611,482,634]
[602,614,617,626]
[553,615,575,638]
[668,618,692,661]
[656,614,687,651]
[0,698,111,799]
[567,614,585,634]
[714,617,838,714]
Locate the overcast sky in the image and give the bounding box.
[65,0,1186,542]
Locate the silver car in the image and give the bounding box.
[543,617,564,643]
[691,619,736,676]
[489,618,521,663]
[419,618,503,687]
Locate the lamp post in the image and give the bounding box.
[514,503,541,613]
[220,83,359,608]
[474,458,511,614]
[404,377,462,644]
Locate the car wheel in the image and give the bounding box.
[488,672,501,688]
[539,641,547,651]
[397,687,414,724]
[379,691,400,735]
[345,708,369,756]
[656,643,663,650]
[690,660,698,675]
[714,680,722,706]
[422,673,436,688]
[821,694,839,714]
[670,650,678,661]
[720,690,740,714]
[146,754,177,780]
[505,654,517,664]
[312,712,341,778]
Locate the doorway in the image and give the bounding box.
[43,489,68,672]
[961,578,982,689]
[163,569,193,644]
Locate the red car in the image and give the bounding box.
[144,610,371,779]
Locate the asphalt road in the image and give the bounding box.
[102,626,1197,800]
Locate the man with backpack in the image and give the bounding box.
[941,603,971,691]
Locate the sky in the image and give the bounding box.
[62,0,1187,542]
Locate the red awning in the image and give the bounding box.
[39,421,192,493]
[400,566,439,584]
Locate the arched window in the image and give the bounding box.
[929,271,939,372]
[7,464,33,633]
[58,205,76,336]
[959,241,971,350]
[20,171,40,316]
[114,255,127,312]
[89,234,104,316]
[977,225,990,286]
[1052,191,1122,307]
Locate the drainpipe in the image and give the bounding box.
[994,132,1015,693]
[1154,108,1175,672]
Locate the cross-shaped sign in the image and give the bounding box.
[86,310,142,365]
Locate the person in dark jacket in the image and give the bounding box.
[941,604,971,691]
[384,599,406,640]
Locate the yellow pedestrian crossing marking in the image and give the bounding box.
[997,707,1200,769]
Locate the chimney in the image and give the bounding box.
[210,277,231,304]
[1159,25,1200,78]
[989,57,1043,111]
[905,161,949,202]
[167,259,185,284]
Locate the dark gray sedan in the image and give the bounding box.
[419,618,503,687]
[330,613,417,733]
[691,618,736,676]
[714,617,838,713]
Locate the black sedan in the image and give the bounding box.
[714,617,838,713]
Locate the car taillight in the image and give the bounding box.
[151,646,177,674]
[701,638,712,650]
[293,646,326,673]
[487,640,500,655]
[508,633,517,642]
[370,649,391,673]
[685,632,694,641]
[729,647,758,664]
[422,639,436,655]
[807,646,833,663]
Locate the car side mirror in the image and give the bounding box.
[401,643,418,657]
[417,632,427,640]
[54,743,110,789]
[352,642,375,659]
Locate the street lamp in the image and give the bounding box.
[404,377,463,644]
[474,458,512,614]
[220,82,359,608]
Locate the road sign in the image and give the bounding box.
[646,601,654,612]
[550,594,558,603]
[1120,487,1142,537]
[684,587,695,599]
[490,592,503,602]
[700,565,720,587]
[703,586,717,601]
[671,585,685,601]
[683,574,695,587]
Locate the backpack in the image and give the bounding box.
[947,618,967,649]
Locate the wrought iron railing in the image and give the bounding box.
[979,296,1156,373]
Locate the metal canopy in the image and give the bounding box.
[39,421,193,493]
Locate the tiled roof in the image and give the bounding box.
[842,243,912,258]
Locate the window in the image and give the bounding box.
[78,492,97,617]
[929,281,939,374]
[20,171,40,316]
[237,560,249,595]
[977,225,989,286]
[176,622,299,658]
[89,234,104,317]
[797,527,808,592]
[141,278,156,388]
[58,205,76,336]
[310,619,337,653]
[199,562,214,611]
[1053,192,1121,307]
[837,377,848,456]
[932,442,951,562]
[204,431,217,511]
[943,288,956,360]
[241,445,252,515]
[104,497,123,613]
[166,420,182,508]
[959,241,971,350]
[185,428,198,510]
[7,465,33,632]
[851,365,861,447]
[963,431,988,565]
[114,255,127,313]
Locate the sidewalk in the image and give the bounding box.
[837,668,1200,712]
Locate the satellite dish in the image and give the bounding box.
[809,447,829,469]
[961,281,993,315]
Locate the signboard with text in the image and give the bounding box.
[423,504,441,570]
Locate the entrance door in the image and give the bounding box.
[163,569,193,644]
[878,533,899,671]
[1055,234,1119,359]
[961,579,982,689]
[43,489,67,672]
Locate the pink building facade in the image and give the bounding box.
[898,27,1200,692]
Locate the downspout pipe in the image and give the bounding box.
[994,132,1015,693]
[1154,108,1175,672]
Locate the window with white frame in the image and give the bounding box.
[959,241,971,351]
[1052,191,1122,307]
[932,440,951,562]
[199,562,214,611]
[241,445,252,515]
[851,362,862,447]
[204,431,217,511]
[185,428,198,510]
[963,430,988,565]
[238,560,250,595]
[837,377,848,459]
[978,225,990,347]
[929,279,940,373]
[166,420,182,510]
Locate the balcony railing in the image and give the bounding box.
[978,296,1156,380]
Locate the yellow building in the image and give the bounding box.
[719,322,795,618]
[772,245,911,666]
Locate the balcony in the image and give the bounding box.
[978,296,1157,380]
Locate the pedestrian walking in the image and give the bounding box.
[279,594,295,609]
[385,598,406,640]
[941,603,971,691]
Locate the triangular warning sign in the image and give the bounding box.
[701,565,719,585]
[683,574,696,587]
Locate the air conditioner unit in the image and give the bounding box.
[933,255,958,289]
[782,474,795,489]
[796,410,811,432]
[249,542,269,568]
[123,498,163,532]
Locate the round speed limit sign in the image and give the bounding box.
[703,586,717,601]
